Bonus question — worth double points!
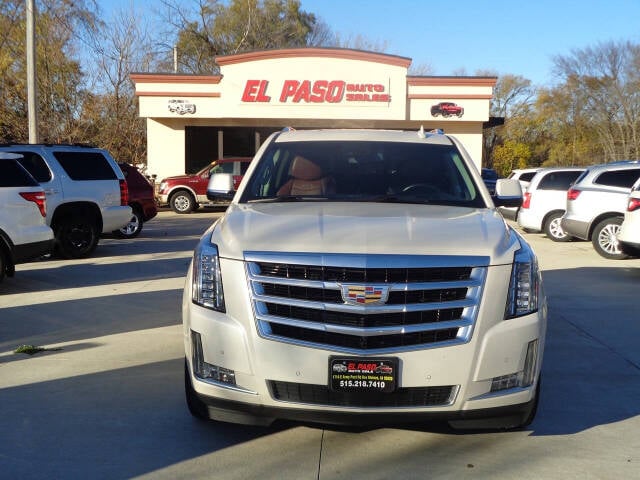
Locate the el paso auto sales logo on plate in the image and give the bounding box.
[241,79,391,104]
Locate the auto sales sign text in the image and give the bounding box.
[241,79,391,104]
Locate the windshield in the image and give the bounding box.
[240,140,485,207]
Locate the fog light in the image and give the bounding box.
[491,339,539,392]
[191,331,236,386]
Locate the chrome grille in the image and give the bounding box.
[246,252,488,354]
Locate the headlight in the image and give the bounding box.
[159,181,168,193]
[191,238,226,312]
[505,239,540,319]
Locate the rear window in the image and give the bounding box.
[0,160,39,187]
[594,168,640,188]
[53,151,117,181]
[119,164,150,188]
[14,152,52,182]
[537,170,584,190]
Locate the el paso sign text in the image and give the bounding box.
[241,79,391,104]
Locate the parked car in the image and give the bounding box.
[561,161,640,259]
[481,168,499,195]
[617,178,640,256]
[517,167,585,241]
[157,157,252,213]
[0,144,131,258]
[430,102,464,117]
[499,168,543,220]
[0,153,54,282]
[116,163,158,238]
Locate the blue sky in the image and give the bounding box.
[104,0,640,86]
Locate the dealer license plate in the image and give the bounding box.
[329,357,398,393]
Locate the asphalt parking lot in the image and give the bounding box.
[1,210,639,479]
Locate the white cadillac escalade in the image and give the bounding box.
[183,128,547,430]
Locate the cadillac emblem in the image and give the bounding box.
[340,284,390,305]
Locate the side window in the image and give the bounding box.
[209,162,236,175]
[538,171,583,190]
[53,151,117,181]
[519,171,537,183]
[594,169,640,188]
[15,152,52,182]
[0,160,39,187]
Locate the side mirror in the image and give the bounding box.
[207,173,235,201]
[493,178,523,208]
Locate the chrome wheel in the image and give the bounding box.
[592,217,627,259]
[114,209,143,238]
[170,191,195,214]
[544,212,572,242]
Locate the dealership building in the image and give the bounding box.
[131,48,497,180]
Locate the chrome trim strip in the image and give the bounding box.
[255,312,473,335]
[248,274,482,292]
[245,251,490,268]
[470,385,531,401]
[253,294,477,314]
[194,377,258,395]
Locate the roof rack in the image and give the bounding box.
[0,142,97,148]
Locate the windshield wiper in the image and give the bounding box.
[247,196,330,203]
[365,194,430,204]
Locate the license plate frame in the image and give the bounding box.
[329,357,398,393]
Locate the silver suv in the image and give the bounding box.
[561,162,640,259]
[0,144,131,259]
[0,153,54,282]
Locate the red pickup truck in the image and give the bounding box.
[430,102,464,118]
[157,157,252,213]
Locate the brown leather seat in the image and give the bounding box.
[277,155,335,196]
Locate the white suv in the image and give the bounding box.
[499,168,543,220]
[183,128,546,431]
[618,178,640,256]
[0,144,131,258]
[561,162,640,259]
[0,153,54,282]
[517,167,585,241]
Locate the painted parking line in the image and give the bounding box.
[0,277,186,308]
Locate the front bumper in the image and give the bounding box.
[190,383,538,429]
[184,302,545,428]
[183,252,547,429]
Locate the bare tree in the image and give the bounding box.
[552,41,640,161]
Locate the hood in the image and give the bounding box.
[211,203,519,266]
[161,173,197,182]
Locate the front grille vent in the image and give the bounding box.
[268,381,458,407]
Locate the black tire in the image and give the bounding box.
[544,212,573,242]
[185,360,210,420]
[170,190,196,214]
[591,217,627,260]
[113,208,143,239]
[54,216,99,259]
